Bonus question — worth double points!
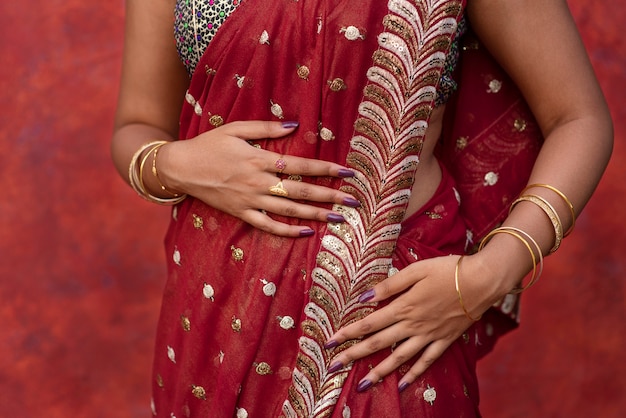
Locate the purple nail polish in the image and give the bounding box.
[358,289,376,303]
[299,229,315,237]
[338,168,355,178]
[356,379,373,393]
[342,197,361,208]
[327,213,346,223]
[324,339,339,349]
[398,382,410,393]
[281,121,300,129]
[327,361,343,373]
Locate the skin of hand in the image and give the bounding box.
[156,120,360,237]
[111,0,359,238]
[325,0,613,393]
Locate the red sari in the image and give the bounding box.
[151,1,542,416]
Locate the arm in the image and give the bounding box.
[111,0,360,237]
[325,0,613,391]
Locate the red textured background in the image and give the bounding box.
[0,1,624,416]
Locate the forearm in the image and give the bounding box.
[111,123,180,199]
[478,112,613,297]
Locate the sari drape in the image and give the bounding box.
[151,1,541,417]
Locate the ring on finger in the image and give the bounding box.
[269,180,289,197]
[274,156,287,174]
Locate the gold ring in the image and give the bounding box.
[269,181,289,197]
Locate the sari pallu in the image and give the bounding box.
[152,0,541,417]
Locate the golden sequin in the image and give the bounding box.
[514,118,527,132]
[209,114,224,127]
[231,316,242,332]
[181,315,191,332]
[456,136,468,150]
[297,64,310,80]
[192,214,204,230]
[327,78,347,92]
[191,385,207,400]
[156,374,164,388]
[255,362,273,375]
[231,245,244,261]
[204,65,216,76]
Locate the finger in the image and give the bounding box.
[355,335,430,392]
[265,178,360,208]
[242,210,316,238]
[266,153,356,179]
[325,305,402,349]
[358,263,429,303]
[397,339,451,392]
[328,321,419,369]
[218,120,299,140]
[258,196,346,224]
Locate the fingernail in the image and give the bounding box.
[281,121,300,129]
[299,229,315,237]
[342,197,361,208]
[398,382,410,393]
[324,339,339,349]
[358,289,376,303]
[327,213,345,223]
[338,168,355,178]
[327,361,343,373]
[356,379,373,393]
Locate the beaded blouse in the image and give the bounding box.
[174,0,464,106]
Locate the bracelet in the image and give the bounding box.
[128,141,164,198]
[454,256,482,321]
[520,184,576,236]
[478,227,539,294]
[495,226,544,292]
[129,141,187,205]
[510,194,563,253]
[151,142,181,197]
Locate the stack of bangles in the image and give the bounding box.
[128,140,187,205]
[455,183,576,322]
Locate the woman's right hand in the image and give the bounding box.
[157,120,360,237]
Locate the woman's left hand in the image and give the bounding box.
[324,254,499,392]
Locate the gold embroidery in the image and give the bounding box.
[180,315,191,332]
[191,385,207,400]
[327,78,347,92]
[230,245,244,261]
[297,64,310,80]
[255,362,273,375]
[231,316,242,332]
[209,114,224,127]
[192,214,204,230]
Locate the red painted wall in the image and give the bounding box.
[0,1,624,416]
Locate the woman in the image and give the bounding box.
[111,0,613,416]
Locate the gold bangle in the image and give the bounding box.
[510,194,563,253]
[454,256,482,322]
[496,227,544,291]
[521,184,576,236]
[478,228,538,294]
[151,142,180,197]
[129,141,187,206]
[128,141,165,198]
